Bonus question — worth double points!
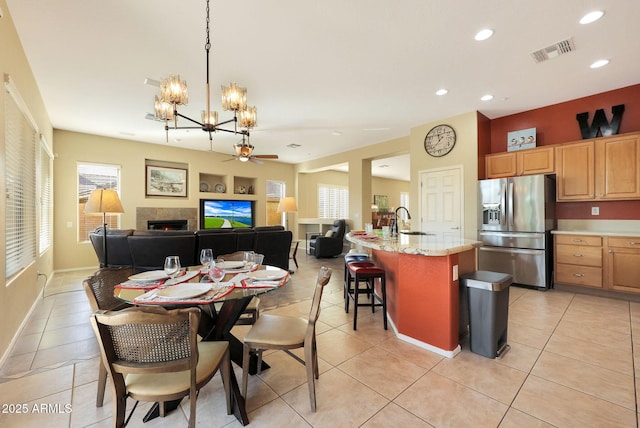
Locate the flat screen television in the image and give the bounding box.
[200,199,255,229]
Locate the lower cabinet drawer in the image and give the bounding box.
[556,244,602,267]
[555,263,603,288]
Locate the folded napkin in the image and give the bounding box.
[133,285,234,305]
[115,279,165,290]
[239,272,289,288]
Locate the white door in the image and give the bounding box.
[420,167,463,235]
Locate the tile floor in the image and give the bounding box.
[1,254,639,427]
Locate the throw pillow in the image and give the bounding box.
[325,230,334,238]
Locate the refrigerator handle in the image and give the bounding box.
[500,183,507,226]
[508,181,514,227]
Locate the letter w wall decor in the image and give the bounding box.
[576,104,625,139]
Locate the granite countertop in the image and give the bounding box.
[552,230,640,238]
[346,232,482,256]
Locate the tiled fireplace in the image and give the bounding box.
[136,207,198,231]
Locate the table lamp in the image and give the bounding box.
[85,189,124,267]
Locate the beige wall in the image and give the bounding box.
[410,111,479,239]
[53,130,296,271]
[297,170,409,219]
[1,0,54,361]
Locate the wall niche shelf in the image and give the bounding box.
[199,173,226,194]
[233,176,256,195]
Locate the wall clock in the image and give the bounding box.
[424,124,456,157]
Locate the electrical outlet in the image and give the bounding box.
[591,206,600,216]
[453,265,459,281]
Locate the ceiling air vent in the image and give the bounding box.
[530,37,576,63]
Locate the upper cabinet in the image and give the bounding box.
[485,146,555,179]
[556,132,640,201]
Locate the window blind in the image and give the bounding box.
[318,184,348,219]
[5,79,37,280]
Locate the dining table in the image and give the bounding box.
[114,263,290,426]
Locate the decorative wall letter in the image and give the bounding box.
[576,104,625,139]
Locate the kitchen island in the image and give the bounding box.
[346,232,482,357]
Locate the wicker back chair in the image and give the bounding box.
[241,266,332,412]
[83,267,133,407]
[90,307,231,428]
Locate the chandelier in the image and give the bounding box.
[153,0,258,145]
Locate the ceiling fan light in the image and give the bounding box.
[221,82,247,111]
[160,74,188,105]
[238,106,257,129]
[154,95,174,120]
[239,155,250,162]
[201,110,218,126]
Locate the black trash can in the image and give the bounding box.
[460,271,512,358]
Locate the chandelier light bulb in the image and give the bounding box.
[201,110,218,126]
[239,106,257,129]
[221,82,247,112]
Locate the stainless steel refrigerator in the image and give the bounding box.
[477,174,556,289]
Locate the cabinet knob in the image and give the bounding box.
[573,273,585,277]
[608,249,613,253]
[573,239,583,243]
[630,242,639,246]
[573,254,583,257]
[591,195,595,199]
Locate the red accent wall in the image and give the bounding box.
[490,84,640,152]
[487,83,640,220]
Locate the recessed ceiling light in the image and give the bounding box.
[580,10,604,24]
[378,164,389,168]
[480,94,494,101]
[436,88,448,96]
[286,143,301,148]
[474,29,494,41]
[331,131,343,136]
[590,59,609,68]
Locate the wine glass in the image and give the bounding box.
[200,248,213,270]
[163,255,181,286]
[243,251,255,268]
[208,258,226,285]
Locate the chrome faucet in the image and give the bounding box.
[392,206,412,236]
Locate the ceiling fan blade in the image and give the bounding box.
[222,156,238,162]
[253,154,279,159]
[249,157,264,164]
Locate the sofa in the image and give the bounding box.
[89,226,293,273]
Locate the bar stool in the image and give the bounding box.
[344,259,374,311]
[346,262,387,330]
[344,251,372,298]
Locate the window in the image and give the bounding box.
[38,137,53,254]
[318,184,348,219]
[78,163,121,242]
[266,180,285,226]
[5,77,37,280]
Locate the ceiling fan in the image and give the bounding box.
[224,137,279,164]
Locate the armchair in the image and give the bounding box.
[309,219,346,258]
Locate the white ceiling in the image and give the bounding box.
[6,1,640,182]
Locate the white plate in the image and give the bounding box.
[163,270,200,286]
[247,269,288,281]
[214,183,226,193]
[156,283,212,299]
[199,181,210,192]
[217,261,246,269]
[128,270,169,282]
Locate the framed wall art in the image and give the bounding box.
[507,127,537,151]
[145,165,188,197]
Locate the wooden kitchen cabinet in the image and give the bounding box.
[485,146,555,178]
[595,133,640,199]
[606,237,640,294]
[555,140,595,200]
[556,132,640,201]
[554,234,603,288]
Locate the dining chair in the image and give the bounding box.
[241,266,332,412]
[90,306,231,428]
[82,267,134,407]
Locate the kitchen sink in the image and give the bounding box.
[400,230,431,235]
